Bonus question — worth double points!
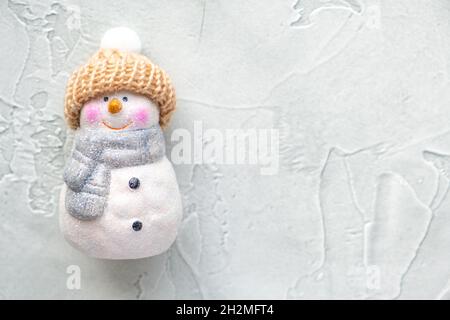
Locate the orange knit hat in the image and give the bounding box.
[64,28,176,130]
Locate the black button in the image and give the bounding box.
[132,220,142,231]
[129,177,140,189]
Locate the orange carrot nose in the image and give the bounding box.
[108,98,122,114]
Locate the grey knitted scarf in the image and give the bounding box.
[63,125,165,220]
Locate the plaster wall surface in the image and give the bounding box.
[0,0,449,299]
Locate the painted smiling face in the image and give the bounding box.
[79,90,159,131]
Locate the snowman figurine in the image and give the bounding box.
[59,27,182,259]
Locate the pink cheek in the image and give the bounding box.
[84,104,101,124]
[133,108,149,125]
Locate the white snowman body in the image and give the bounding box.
[59,156,182,259]
[60,86,182,259]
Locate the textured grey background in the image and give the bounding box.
[1,0,450,299]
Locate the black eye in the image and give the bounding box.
[103,96,109,102]
[122,96,128,102]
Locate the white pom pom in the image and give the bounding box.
[100,27,142,53]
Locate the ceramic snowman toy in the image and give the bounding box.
[59,27,182,259]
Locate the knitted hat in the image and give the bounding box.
[64,27,176,130]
